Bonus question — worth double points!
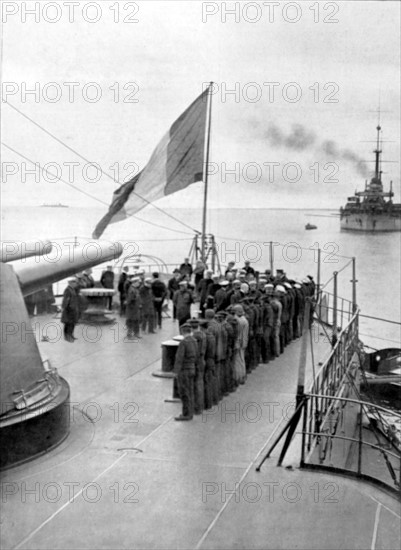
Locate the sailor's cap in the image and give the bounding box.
[275,285,286,293]
[178,280,188,285]
[294,283,302,289]
[219,280,229,286]
[233,304,244,315]
[284,282,292,289]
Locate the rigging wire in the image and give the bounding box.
[2,142,195,237]
[4,101,199,234]
[212,233,353,260]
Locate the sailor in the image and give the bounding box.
[151,272,167,329]
[205,274,221,310]
[74,273,87,319]
[260,287,274,363]
[140,278,156,334]
[61,278,80,343]
[101,265,115,310]
[270,286,283,358]
[229,280,242,305]
[173,280,193,326]
[205,309,223,403]
[264,269,274,283]
[275,285,288,353]
[193,260,206,294]
[284,282,294,343]
[274,269,287,284]
[198,269,213,317]
[101,265,114,288]
[125,276,142,340]
[224,307,237,392]
[224,261,236,276]
[242,260,255,276]
[214,280,229,312]
[189,318,207,414]
[200,319,215,410]
[173,323,197,421]
[82,268,95,289]
[179,257,193,280]
[215,311,229,396]
[232,304,249,385]
[225,271,234,291]
[118,266,129,315]
[168,269,181,320]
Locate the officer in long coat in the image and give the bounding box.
[140,278,155,333]
[173,281,193,326]
[125,277,142,340]
[61,278,80,342]
[118,266,129,315]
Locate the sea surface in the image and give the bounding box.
[2,205,400,350]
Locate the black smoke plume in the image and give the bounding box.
[266,124,369,177]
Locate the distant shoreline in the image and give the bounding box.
[2,204,338,211]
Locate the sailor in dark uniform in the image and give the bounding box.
[118,266,129,315]
[61,278,80,342]
[189,318,207,414]
[101,265,115,310]
[173,323,197,421]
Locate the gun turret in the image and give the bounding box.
[0,239,123,469]
[11,241,123,297]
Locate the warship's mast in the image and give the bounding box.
[374,124,382,181]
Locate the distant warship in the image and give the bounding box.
[340,125,401,232]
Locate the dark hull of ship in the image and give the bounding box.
[340,212,401,232]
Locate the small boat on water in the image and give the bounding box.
[305,223,317,230]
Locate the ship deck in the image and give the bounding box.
[1,310,400,550]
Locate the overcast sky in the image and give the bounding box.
[1,0,400,212]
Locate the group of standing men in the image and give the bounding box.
[172,260,316,420]
[117,268,168,340]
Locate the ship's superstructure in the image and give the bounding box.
[340,125,401,231]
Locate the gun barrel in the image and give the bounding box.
[11,241,123,296]
[0,240,53,263]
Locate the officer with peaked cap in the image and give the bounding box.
[173,280,193,326]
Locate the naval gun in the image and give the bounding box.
[0,240,123,469]
[0,239,53,263]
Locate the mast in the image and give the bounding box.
[201,82,213,264]
[374,124,381,181]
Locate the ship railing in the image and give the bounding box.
[315,290,355,330]
[308,311,360,402]
[299,393,401,497]
[299,311,401,496]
